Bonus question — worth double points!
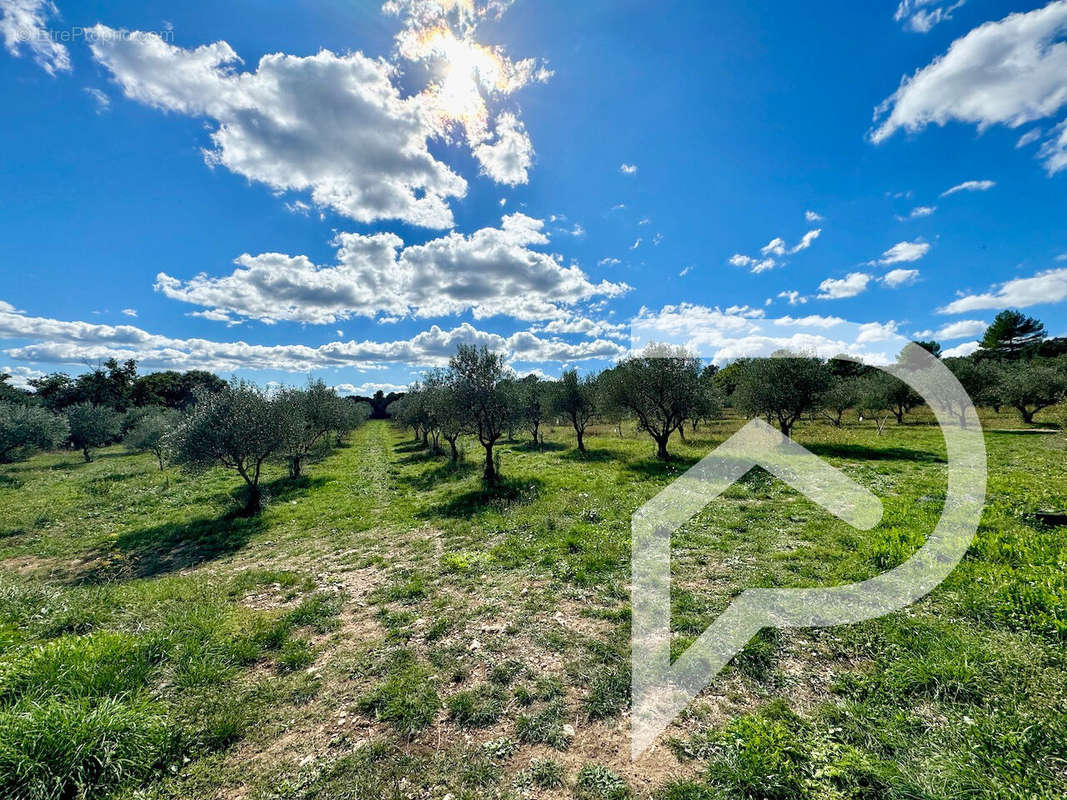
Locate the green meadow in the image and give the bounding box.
[1,412,1065,800]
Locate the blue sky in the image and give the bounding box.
[2,0,1067,394]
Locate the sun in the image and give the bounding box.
[403,26,508,143]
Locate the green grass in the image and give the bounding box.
[0,411,1065,798]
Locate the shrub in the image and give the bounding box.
[0,403,68,463]
[65,403,121,462]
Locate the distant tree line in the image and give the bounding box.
[2,309,1065,502]
[390,310,1067,485]
[0,360,372,515]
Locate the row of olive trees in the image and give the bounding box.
[391,344,1067,485]
[166,380,371,514]
[391,344,724,480]
[0,379,371,515]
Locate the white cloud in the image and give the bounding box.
[894,0,967,33]
[1017,127,1044,147]
[472,112,534,185]
[530,316,627,340]
[805,210,824,222]
[880,240,930,264]
[898,205,936,220]
[619,163,638,175]
[0,0,70,74]
[791,229,821,253]
[89,27,468,228]
[939,267,1067,313]
[777,290,807,306]
[631,303,906,365]
[121,308,138,318]
[942,340,981,357]
[630,238,642,250]
[1,364,43,389]
[881,268,920,287]
[84,87,111,112]
[941,179,995,197]
[872,2,1067,174]
[934,319,987,339]
[729,254,777,273]
[598,257,621,267]
[678,265,692,277]
[736,228,821,272]
[856,321,899,343]
[0,303,625,373]
[762,237,786,257]
[154,213,630,324]
[333,382,408,397]
[818,272,872,299]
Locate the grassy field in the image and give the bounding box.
[1,411,1065,800]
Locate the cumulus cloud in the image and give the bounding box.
[894,0,967,33]
[333,382,408,397]
[777,290,807,306]
[729,254,777,273]
[879,240,931,264]
[0,302,624,374]
[805,210,824,222]
[0,0,70,74]
[619,163,638,175]
[630,303,905,365]
[872,3,1067,174]
[933,319,987,339]
[939,267,1067,313]
[734,228,821,272]
[89,26,469,227]
[598,257,621,267]
[818,272,872,299]
[529,316,628,340]
[154,213,630,325]
[473,112,534,185]
[121,308,138,318]
[941,179,995,197]
[942,340,981,357]
[881,268,920,288]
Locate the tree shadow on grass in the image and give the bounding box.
[805,442,945,464]
[623,454,701,481]
[75,475,324,582]
[77,511,266,582]
[396,448,444,466]
[394,441,428,454]
[419,477,545,519]
[396,460,477,491]
[510,439,568,453]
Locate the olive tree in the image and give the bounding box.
[516,374,547,444]
[688,366,724,434]
[66,403,122,462]
[0,403,69,463]
[819,376,861,427]
[124,407,178,470]
[993,361,1067,424]
[856,373,897,435]
[425,370,466,462]
[448,345,514,484]
[167,381,286,515]
[602,344,701,460]
[334,399,372,444]
[942,357,997,427]
[553,369,597,453]
[275,380,346,478]
[732,354,831,438]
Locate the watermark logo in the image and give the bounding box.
[630,344,987,758]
